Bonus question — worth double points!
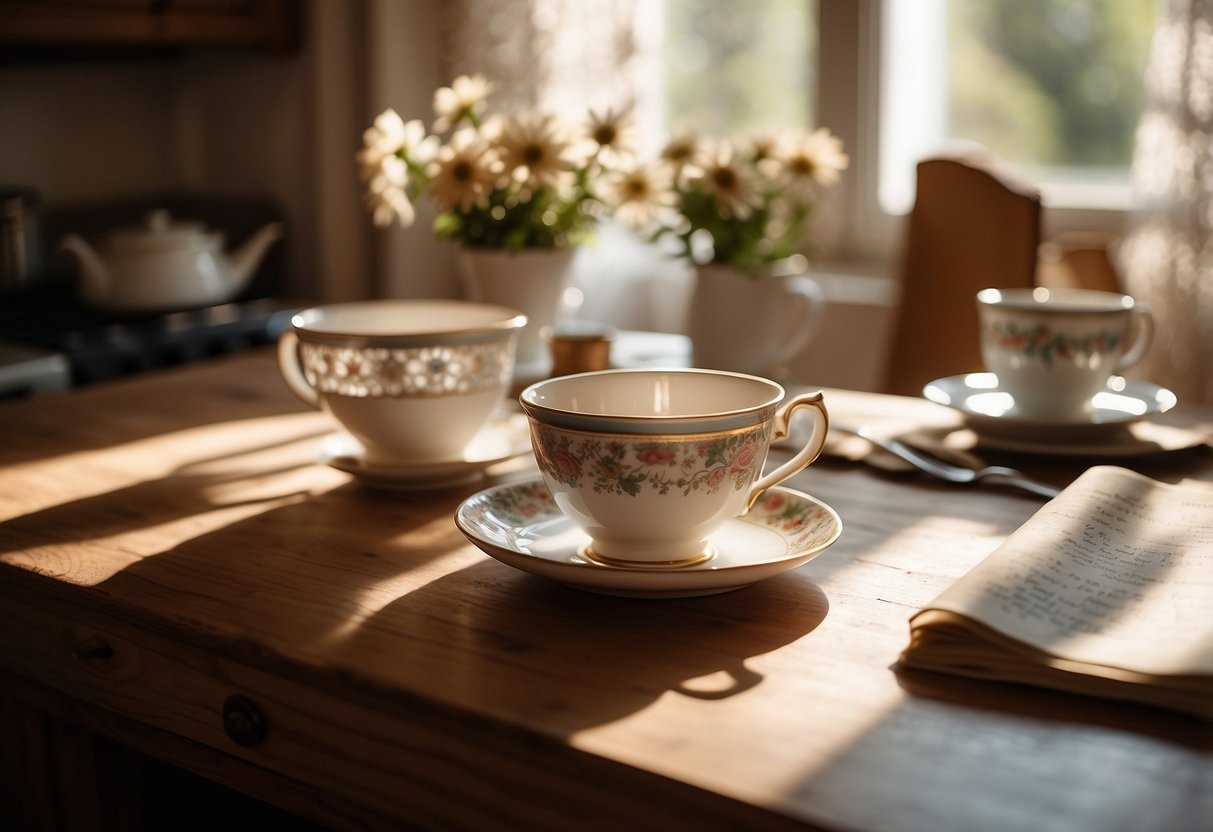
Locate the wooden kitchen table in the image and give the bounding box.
[0,349,1209,831]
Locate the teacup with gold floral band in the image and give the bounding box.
[520,368,829,567]
[278,299,525,465]
[977,287,1154,421]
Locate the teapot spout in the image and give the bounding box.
[227,221,284,293]
[60,234,111,298]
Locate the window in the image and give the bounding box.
[881,0,1155,215]
[662,0,817,137]
[650,0,1156,262]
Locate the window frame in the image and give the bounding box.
[817,0,1137,274]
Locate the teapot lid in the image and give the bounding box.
[108,209,215,252]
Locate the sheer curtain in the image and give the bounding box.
[437,0,646,120]
[1120,0,1213,403]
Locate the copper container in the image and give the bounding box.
[543,322,617,377]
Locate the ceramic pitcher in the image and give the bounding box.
[689,262,824,378]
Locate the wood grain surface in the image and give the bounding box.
[1,349,1210,831]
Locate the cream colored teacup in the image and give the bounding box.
[977,287,1154,421]
[278,299,526,465]
[519,369,829,567]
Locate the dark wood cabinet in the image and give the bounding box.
[0,0,301,56]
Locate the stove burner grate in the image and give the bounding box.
[0,281,297,387]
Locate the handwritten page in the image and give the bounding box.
[923,466,1213,677]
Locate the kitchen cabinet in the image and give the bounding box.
[0,0,301,56]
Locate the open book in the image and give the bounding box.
[900,466,1213,719]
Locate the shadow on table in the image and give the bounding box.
[338,556,831,733]
[53,444,823,737]
[892,663,1211,750]
[0,428,332,556]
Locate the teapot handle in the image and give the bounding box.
[276,330,319,407]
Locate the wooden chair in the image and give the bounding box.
[1036,231,1123,293]
[881,150,1042,396]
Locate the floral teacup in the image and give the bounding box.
[519,369,829,566]
[278,299,526,465]
[977,287,1154,421]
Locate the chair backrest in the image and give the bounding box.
[1036,231,1123,293]
[882,151,1042,396]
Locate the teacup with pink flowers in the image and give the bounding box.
[519,368,829,567]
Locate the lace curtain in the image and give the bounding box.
[437,0,645,120]
[1120,0,1213,403]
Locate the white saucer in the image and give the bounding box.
[923,373,1177,445]
[318,413,532,490]
[455,479,842,598]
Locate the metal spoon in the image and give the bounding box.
[844,426,1061,499]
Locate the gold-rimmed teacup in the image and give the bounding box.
[519,368,829,567]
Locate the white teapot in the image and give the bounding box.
[61,209,283,312]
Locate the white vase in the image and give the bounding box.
[688,262,824,379]
[456,247,577,372]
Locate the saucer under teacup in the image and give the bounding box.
[454,478,842,598]
[923,372,1177,446]
[319,412,531,490]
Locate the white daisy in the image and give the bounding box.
[366,155,415,227]
[360,110,435,169]
[602,163,675,230]
[745,127,789,163]
[432,73,494,133]
[660,134,697,167]
[658,133,703,189]
[400,118,440,165]
[583,106,636,168]
[369,186,414,229]
[776,127,850,192]
[427,128,499,214]
[357,109,403,176]
[497,113,576,192]
[692,140,762,220]
[357,112,438,228]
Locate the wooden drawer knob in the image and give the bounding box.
[222,694,267,747]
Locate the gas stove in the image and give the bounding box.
[0,280,297,400]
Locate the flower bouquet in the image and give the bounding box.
[603,127,849,271]
[600,127,849,376]
[357,74,632,251]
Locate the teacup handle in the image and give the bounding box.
[744,391,829,513]
[1116,304,1154,372]
[276,330,320,406]
[768,276,824,371]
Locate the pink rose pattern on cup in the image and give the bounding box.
[981,321,1122,369]
[530,423,771,498]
